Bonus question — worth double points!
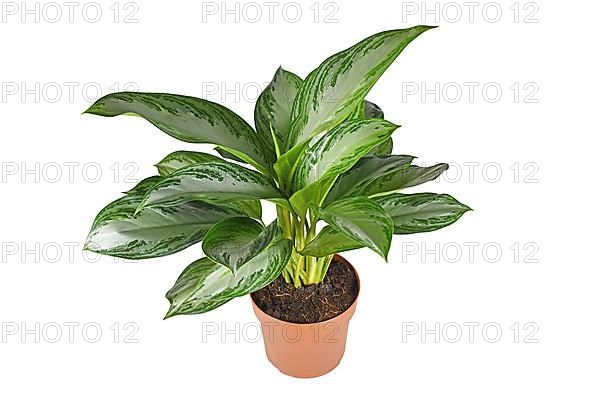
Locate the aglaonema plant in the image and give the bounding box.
[84,25,471,318]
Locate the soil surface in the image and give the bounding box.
[251,255,359,323]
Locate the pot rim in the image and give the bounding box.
[251,254,360,326]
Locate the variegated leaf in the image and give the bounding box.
[290,119,399,216]
[367,138,393,156]
[155,151,262,219]
[227,200,262,220]
[215,147,247,164]
[364,163,449,197]
[165,232,292,317]
[202,218,278,274]
[164,258,232,316]
[349,100,385,121]
[138,161,283,210]
[303,193,471,255]
[286,26,434,149]
[315,196,393,259]
[293,120,399,191]
[347,100,391,155]
[376,193,471,234]
[124,176,163,195]
[324,155,414,205]
[272,139,309,191]
[362,101,393,156]
[84,193,244,259]
[300,225,363,257]
[84,92,273,172]
[274,100,389,187]
[155,151,222,176]
[255,68,303,154]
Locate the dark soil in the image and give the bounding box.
[251,255,359,323]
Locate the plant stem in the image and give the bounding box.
[276,206,293,240]
[292,217,306,287]
[278,207,332,287]
[304,216,318,284]
[318,255,334,282]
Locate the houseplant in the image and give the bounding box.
[84,25,471,377]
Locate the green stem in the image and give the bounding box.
[292,218,306,287]
[276,206,293,240]
[318,255,334,282]
[304,216,319,284]
[279,208,334,287]
[281,267,293,283]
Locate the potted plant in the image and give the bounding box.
[84,25,471,377]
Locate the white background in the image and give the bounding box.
[1,0,598,398]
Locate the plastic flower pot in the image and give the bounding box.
[251,255,359,378]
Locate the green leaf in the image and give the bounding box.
[84,92,273,172]
[255,68,303,154]
[124,176,163,195]
[303,192,471,256]
[272,100,384,190]
[202,218,278,274]
[155,151,222,176]
[315,197,393,259]
[165,231,292,317]
[324,155,414,205]
[290,119,399,216]
[300,225,363,257]
[363,163,449,197]
[287,26,435,149]
[367,138,393,156]
[272,140,309,191]
[227,200,262,220]
[293,120,399,191]
[376,193,471,234]
[84,193,244,259]
[364,101,384,119]
[155,151,262,219]
[345,100,386,128]
[215,147,247,164]
[164,258,232,316]
[137,161,283,210]
[273,90,378,191]
[361,101,393,156]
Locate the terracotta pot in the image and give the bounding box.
[251,255,359,378]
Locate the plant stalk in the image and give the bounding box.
[278,207,332,287]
